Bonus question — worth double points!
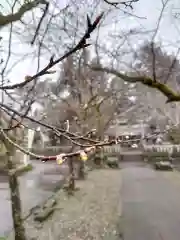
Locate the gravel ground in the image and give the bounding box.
[8,169,122,240]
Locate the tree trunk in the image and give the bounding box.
[77,160,85,179]
[51,136,57,146]
[7,152,26,240]
[94,147,103,167]
[73,146,86,180]
[67,157,75,193]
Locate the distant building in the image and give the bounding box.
[105,123,149,145]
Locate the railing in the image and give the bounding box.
[103,144,122,154]
[143,144,180,154]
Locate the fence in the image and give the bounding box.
[31,145,122,156]
[142,144,180,163]
[103,144,122,155]
[31,144,180,159]
[143,144,180,154]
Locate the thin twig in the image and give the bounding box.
[0,13,104,90]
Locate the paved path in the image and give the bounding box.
[0,160,68,237]
[121,163,180,240]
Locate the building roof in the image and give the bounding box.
[105,124,149,137]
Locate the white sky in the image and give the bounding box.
[1,0,180,85]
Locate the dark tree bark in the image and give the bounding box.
[7,152,26,240]
[73,146,86,180]
[94,147,103,167]
[67,157,75,193]
[78,160,85,179]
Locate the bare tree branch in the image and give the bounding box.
[0,0,48,28]
[91,65,180,103]
[0,12,104,90]
[30,1,49,45]
[103,0,139,9]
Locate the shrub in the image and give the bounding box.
[144,151,169,162]
[105,156,119,169]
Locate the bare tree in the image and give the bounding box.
[0,0,147,238]
[130,42,180,126]
[0,1,106,238]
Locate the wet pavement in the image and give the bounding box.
[121,162,180,240]
[0,160,69,236]
[3,160,180,239]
